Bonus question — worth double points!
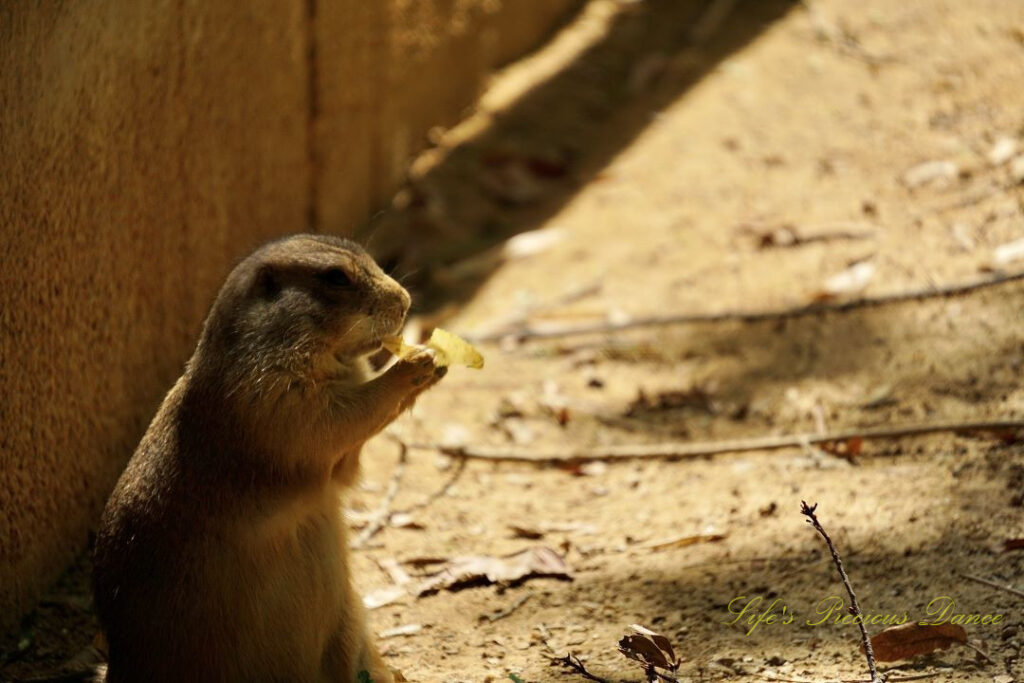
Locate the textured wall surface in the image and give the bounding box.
[314,0,580,233]
[0,0,579,632]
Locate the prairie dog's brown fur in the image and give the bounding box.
[93,234,442,683]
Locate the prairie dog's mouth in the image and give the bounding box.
[329,311,406,360]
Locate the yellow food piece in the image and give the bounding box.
[381,335,415,358]
[382,328,484,369]
[426,328,485,369]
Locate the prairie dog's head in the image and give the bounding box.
[195,234,410,389]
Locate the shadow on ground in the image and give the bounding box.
[360,0,798,312]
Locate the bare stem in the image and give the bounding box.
[472,270,1024,343]
[800,502,883,683]
[551,653,610,683]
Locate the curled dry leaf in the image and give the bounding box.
[867,622,968,662]
[415,547,572,596]
[618,624,680,673]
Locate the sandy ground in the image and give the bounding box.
[3,0,1023,681]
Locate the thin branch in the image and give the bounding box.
[483,592,533,622]
[352,440,409,549]
[416,419,1024,465]
[551,653,611,683]
[392,454,467,517]
[471,270,1024,343]
[962,640,995,664]
[958,572,1024,600]
[801,502,883,683]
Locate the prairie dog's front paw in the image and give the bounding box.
[397,348,448,388]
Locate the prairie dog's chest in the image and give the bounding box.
[241,492,349,612]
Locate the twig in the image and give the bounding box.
[551,653,610,683]
[392,454,467,517]
[483,592,533,622]
[958,572,1024,600]
[801,502,883,683]
[739,220,878,249]
[471,270,1024,343]
[417,419,1024,464]
[352,440,409,549]
[962,640,995,664]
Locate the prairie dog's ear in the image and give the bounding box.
[254,265,280,300]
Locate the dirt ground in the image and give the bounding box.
[3,0,1023,681]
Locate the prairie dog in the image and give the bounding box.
[93,234,443,682]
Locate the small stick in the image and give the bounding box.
[962,640,995,664]
[483,592,533,622]
[958,572,1024,600]
[471,270,1024,343]
[392,455,467,517]
[416,419,1024,464]
[352,440,409,549]
[800,502,882,683]
[551,653,610,683]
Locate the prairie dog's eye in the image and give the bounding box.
[318,268,353,288]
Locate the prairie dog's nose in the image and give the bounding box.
[384,276,411,317]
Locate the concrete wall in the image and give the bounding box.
[0,0,579,632]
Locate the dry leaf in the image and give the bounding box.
[814,261,875,300]
[388,513,424,530]
[618,624,680,673]
[378,624,423,639]
[415,547,572,595]
[991,237,1024,268]
[377,558,412,586]
[868,622,967,661]
[509,525,545,540]
[1003,538,1024,551]
[363,585,408,610]
[503,227,564,259]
